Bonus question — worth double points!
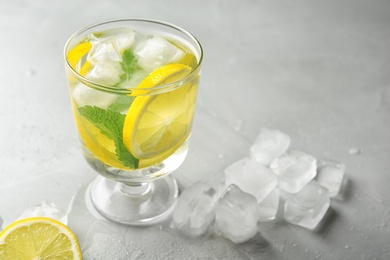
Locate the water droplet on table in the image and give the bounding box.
[348,147,362,155]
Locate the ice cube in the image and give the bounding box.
[225,158,277,203]
[88,29,135,64]
[86,60,123,86]
[203,171,227,198]
[271,150,317,193]
[18,200,68,225]
[118,70,148,89]
[215,185,259,244]
[72,82,117,109]
[250,128,291,166]
[87,42,122,64]
[134,35,185,72]
[110,29,136,53]
[258,187,280,222]
[172,182,218,237]
[284,182,330,229]
[0,216,3,231]
[316,160,346,197]
[224,157,248,177]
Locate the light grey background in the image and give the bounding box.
[0,0,389,259]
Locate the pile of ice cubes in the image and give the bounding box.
[172,128,346,244]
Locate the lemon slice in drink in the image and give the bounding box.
[74,110,127,169]
[67,41,92,69]
[123,63,198,164]
[67,41,93,76]
[0,217,82,259]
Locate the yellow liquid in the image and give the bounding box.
[67,29,200,171]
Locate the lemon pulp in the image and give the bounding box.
[124,64,198,166]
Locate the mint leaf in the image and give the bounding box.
[78,106,122,140]
[119,48,142,82]
[108,95,136,113]
[78,106,139,169]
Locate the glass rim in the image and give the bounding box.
[64,18,203,94]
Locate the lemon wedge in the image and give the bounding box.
[123,63,198,164]
[0,217,82,260]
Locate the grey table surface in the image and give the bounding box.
[1,0,390,259]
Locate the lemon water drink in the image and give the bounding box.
[65,21,201,183]
[64,19,202,225]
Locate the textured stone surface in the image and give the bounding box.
[1,0,390,258]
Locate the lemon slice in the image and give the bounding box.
[67,41,92,69]
[0,217,82,259]
[178,52,198,69]
[123,63,198,163]
[74,109,127,169]
[67,41,93,77]
[79,61,93,76]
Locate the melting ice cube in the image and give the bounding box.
[72,82,118,108]
[225,158,277,203]
[172,182,218,237]
[118,70,149,89]
[250,128,291,166]
[284,182,330,229]
[18,200,68,225]
[134,35,185,72]
[110,29,136,53]
[86,61,123,86]
[271,150,317,193]
[87,42,122,64]
[258,187,280,222]
[88,29,135,64]
[215,185,259,244]
[316,160,346,197]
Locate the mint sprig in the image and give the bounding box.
[119,48,142,82]
[108,95,136,113]
[76,49,143,168]
[78,106,139,169]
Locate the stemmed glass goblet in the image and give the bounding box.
[64,19,203,225]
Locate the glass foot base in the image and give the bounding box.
[89,175,178,226]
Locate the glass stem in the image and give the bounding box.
[119,182,152,197]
